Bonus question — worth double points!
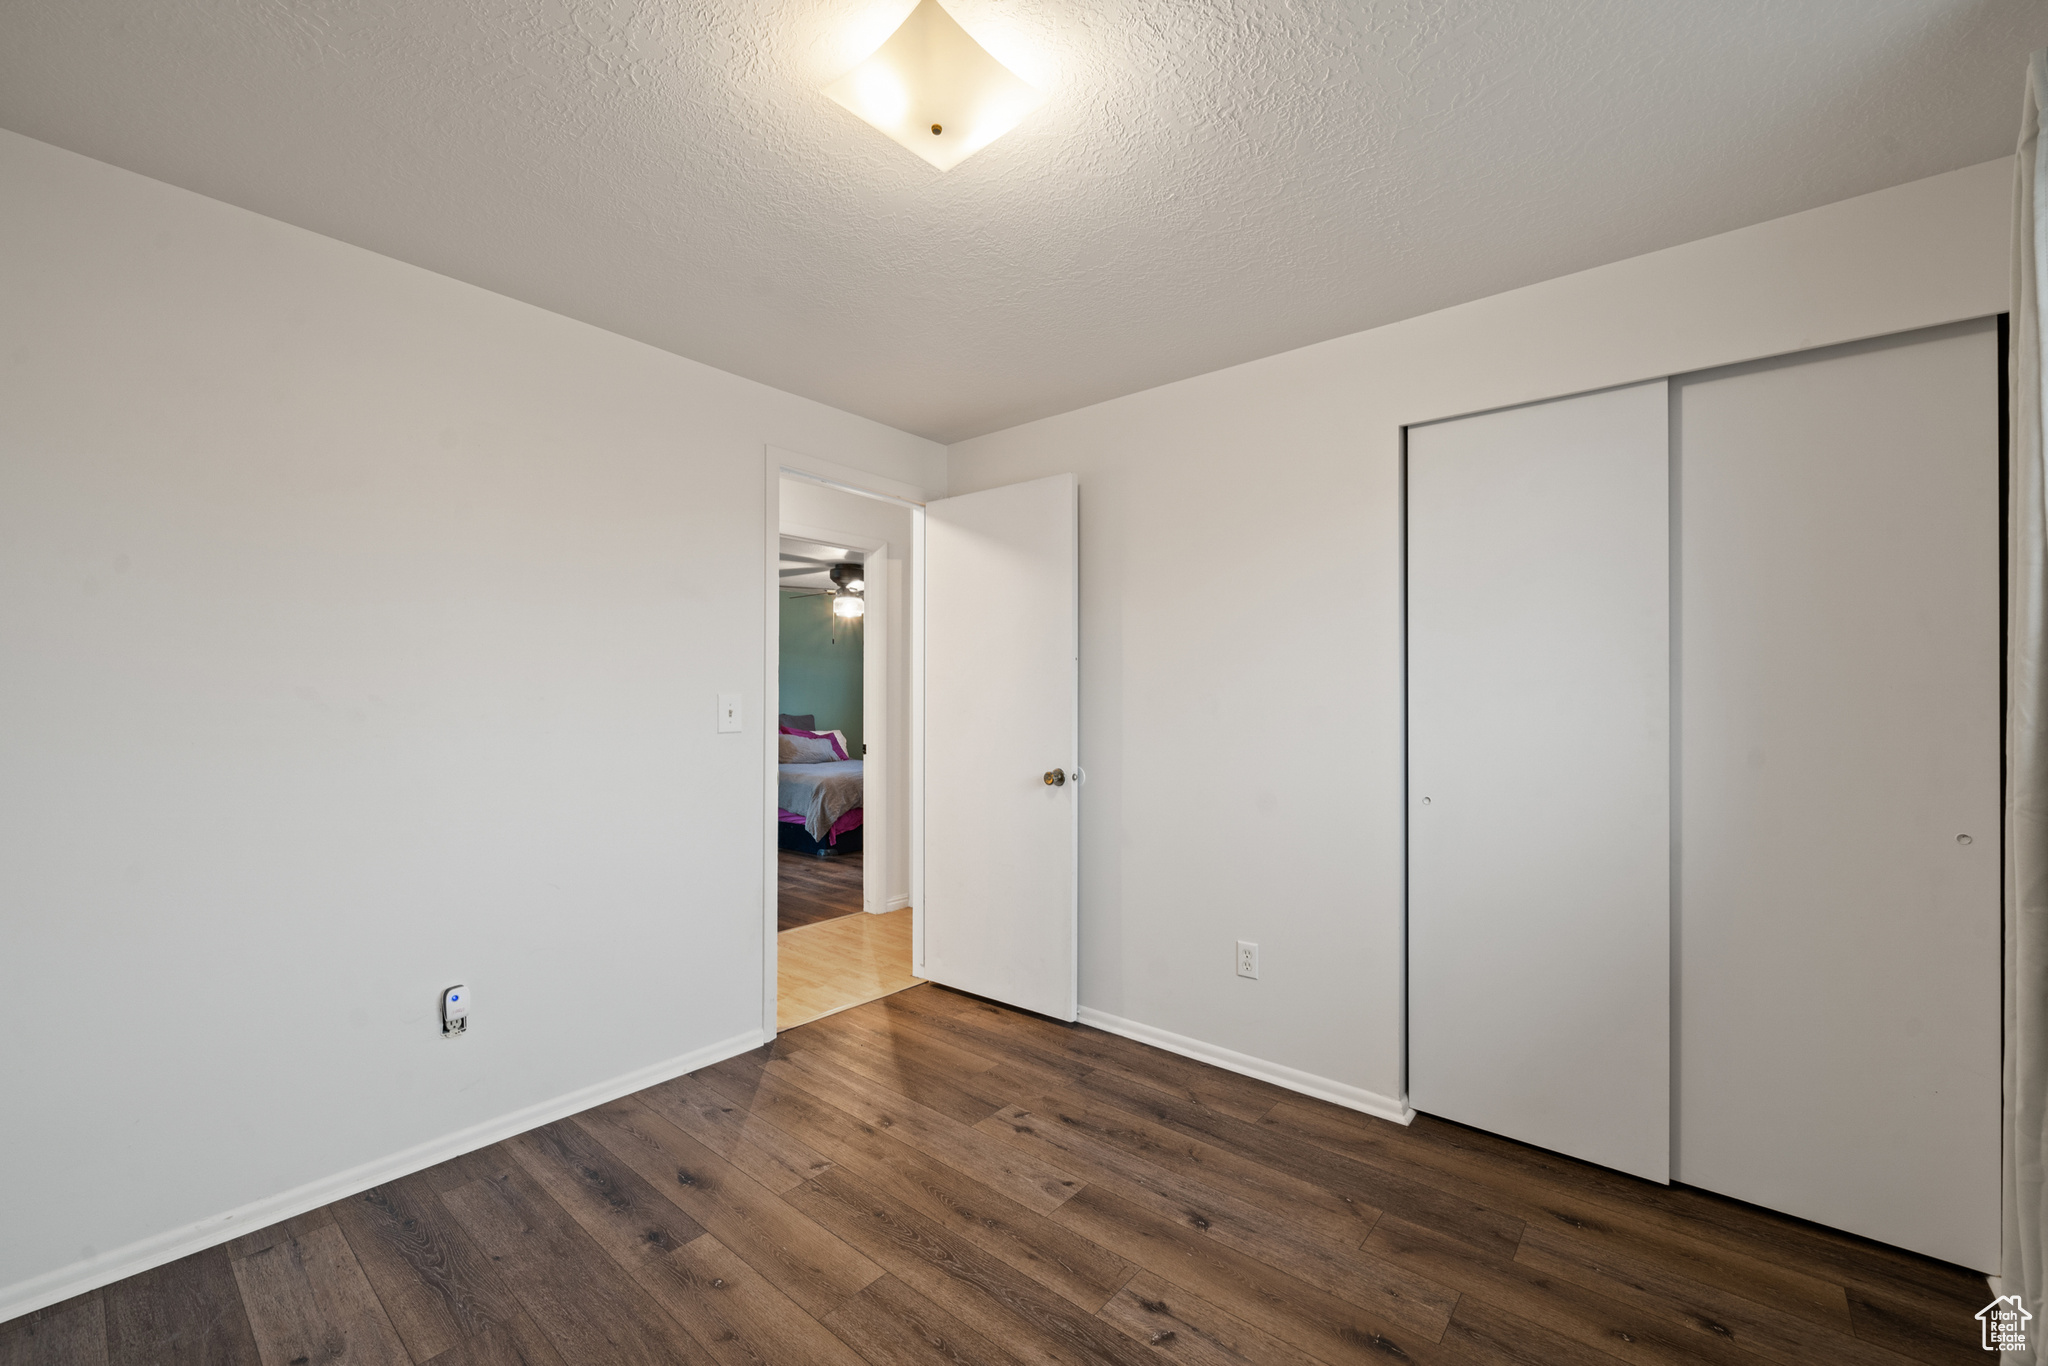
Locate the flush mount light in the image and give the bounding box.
[823,0,1043,171]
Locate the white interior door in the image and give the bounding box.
[921,473,1079,1020]
[1674,321,2000,1271]
[1408,380,1671,1182]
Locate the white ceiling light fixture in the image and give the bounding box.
[822,0,1044,171]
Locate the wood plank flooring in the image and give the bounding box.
[778,906,922,1030]
[779,849,864,931]
[1,984,1991,1365]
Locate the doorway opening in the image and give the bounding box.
[773,476,920,1030]
[762,453,1080,1037]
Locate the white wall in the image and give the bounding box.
[0,129,943,1318]
[779,479,915,910]
[945,158,2013,1115]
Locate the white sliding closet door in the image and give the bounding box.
[1408,380,1671,1182]
[1675,321,2000,1271]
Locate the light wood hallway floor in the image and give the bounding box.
[1,984,1990,1365]
[777,905,922,1030]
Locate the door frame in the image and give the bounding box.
[762,447,928,1040]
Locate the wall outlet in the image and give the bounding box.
[1235,941,1259,980]
[717,693,742,733]
[442,983,469,1037]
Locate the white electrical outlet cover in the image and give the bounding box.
[442,983,470,1036]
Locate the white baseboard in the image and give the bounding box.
[0,1026,766,1325]
[1076,1007,1415,1126]
[885,895,911,912]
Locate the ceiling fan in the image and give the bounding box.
[779,552,866,632]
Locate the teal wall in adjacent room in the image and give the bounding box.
[779,591,862,754]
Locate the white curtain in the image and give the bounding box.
[2008,46,2048,1366]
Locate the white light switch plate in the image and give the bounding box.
[717,693,742,733]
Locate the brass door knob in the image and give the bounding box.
[1044,768,1066,787]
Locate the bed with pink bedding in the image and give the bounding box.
[777,726,863,849]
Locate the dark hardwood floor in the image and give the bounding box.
[779,848,864,930]
[1,984,1991,1365]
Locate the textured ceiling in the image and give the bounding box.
[0,1,2041,442]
